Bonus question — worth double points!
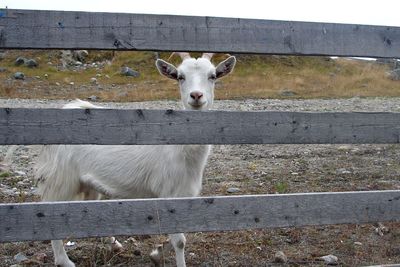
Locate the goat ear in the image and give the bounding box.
[216,56,236,79]
[156,59,178,80]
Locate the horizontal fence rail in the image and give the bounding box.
[1,191,399,242]
[1,108,400,145]
[0,9,399,58]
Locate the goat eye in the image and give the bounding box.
[177,75,185,81]
[209,74,216,80]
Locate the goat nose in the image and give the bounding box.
[190,91,203,101]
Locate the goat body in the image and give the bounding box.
[37,142,210,201]
[36,52,236,267]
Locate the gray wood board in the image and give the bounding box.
[0,9,399,58]
[1,108,400,145]
[1,191,399,242]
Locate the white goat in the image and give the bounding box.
[35,52,236,267]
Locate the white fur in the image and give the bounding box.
[36,54,236,267]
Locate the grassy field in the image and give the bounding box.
[0,50,399,101]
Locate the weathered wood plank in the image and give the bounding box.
[1,108,400,145]
[1,191,399,242]
[0,9,399,58]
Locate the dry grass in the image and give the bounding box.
[0,50,399,101]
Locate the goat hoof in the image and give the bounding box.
[55,258,75,267]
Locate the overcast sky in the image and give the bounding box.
[2,0,400,27]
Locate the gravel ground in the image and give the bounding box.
[1,97,400,266]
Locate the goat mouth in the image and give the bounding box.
[188,102,206,109]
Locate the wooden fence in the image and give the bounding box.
[0,9,400,243]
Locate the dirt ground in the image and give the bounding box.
[0,98,400,266]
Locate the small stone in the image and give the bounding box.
[336,168,351,174]
[69,82,74,85]
[34,76,41,79]
[66,241,75,246]
[96,73,102,77]
[44,73,48,78]
[14,252,28,263]
[74,61,83,66]
[105,74,110,79]
[13,72,25,80]
[90,77,98,84]
[15,57,27,66]
[291,172,299,175]
[189,252,195,257]
[338,145,351,151]
[55,82,60,86]
[227,187,241,193]
[121,66,140,77]
[279,89,297,97]
[87,95,98,101]
[0,67,7,72]
[274,251,288,263]
[17,181,25,186]
[25,59,38,68]
[354,241,362,246]
[320,254,338,265]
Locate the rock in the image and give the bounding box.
[25,59,38,68]
[274,251,288,263]
[320,254,338,265]
[74,61,83,66]
[72,50,89,62]
[55,82,60,86]
[121,66,140,77]
[15,57,27,66]
[13,72,25,80]
[13,252,28,263]
[280,89,297,97]
[33,252,47,262]
[90,77,98,84]
[118,92,128,98]
[227,187,241,193]
[69,82,74,86]
[375,222,389,236]
[14,171,26,176]
[44,73,48,78]
[60,50,75,67]
[336,168,351,174]
[87,95,98,101]
[354,241,362,246]
[388,68,400,81]
[0,67,7,72]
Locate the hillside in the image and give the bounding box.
[0,50,399,102]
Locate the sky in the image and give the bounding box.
[2,0,400,27]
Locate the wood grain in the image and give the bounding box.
[1,108,400,145]
[0,9,399,57]
[1,191,399,242]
